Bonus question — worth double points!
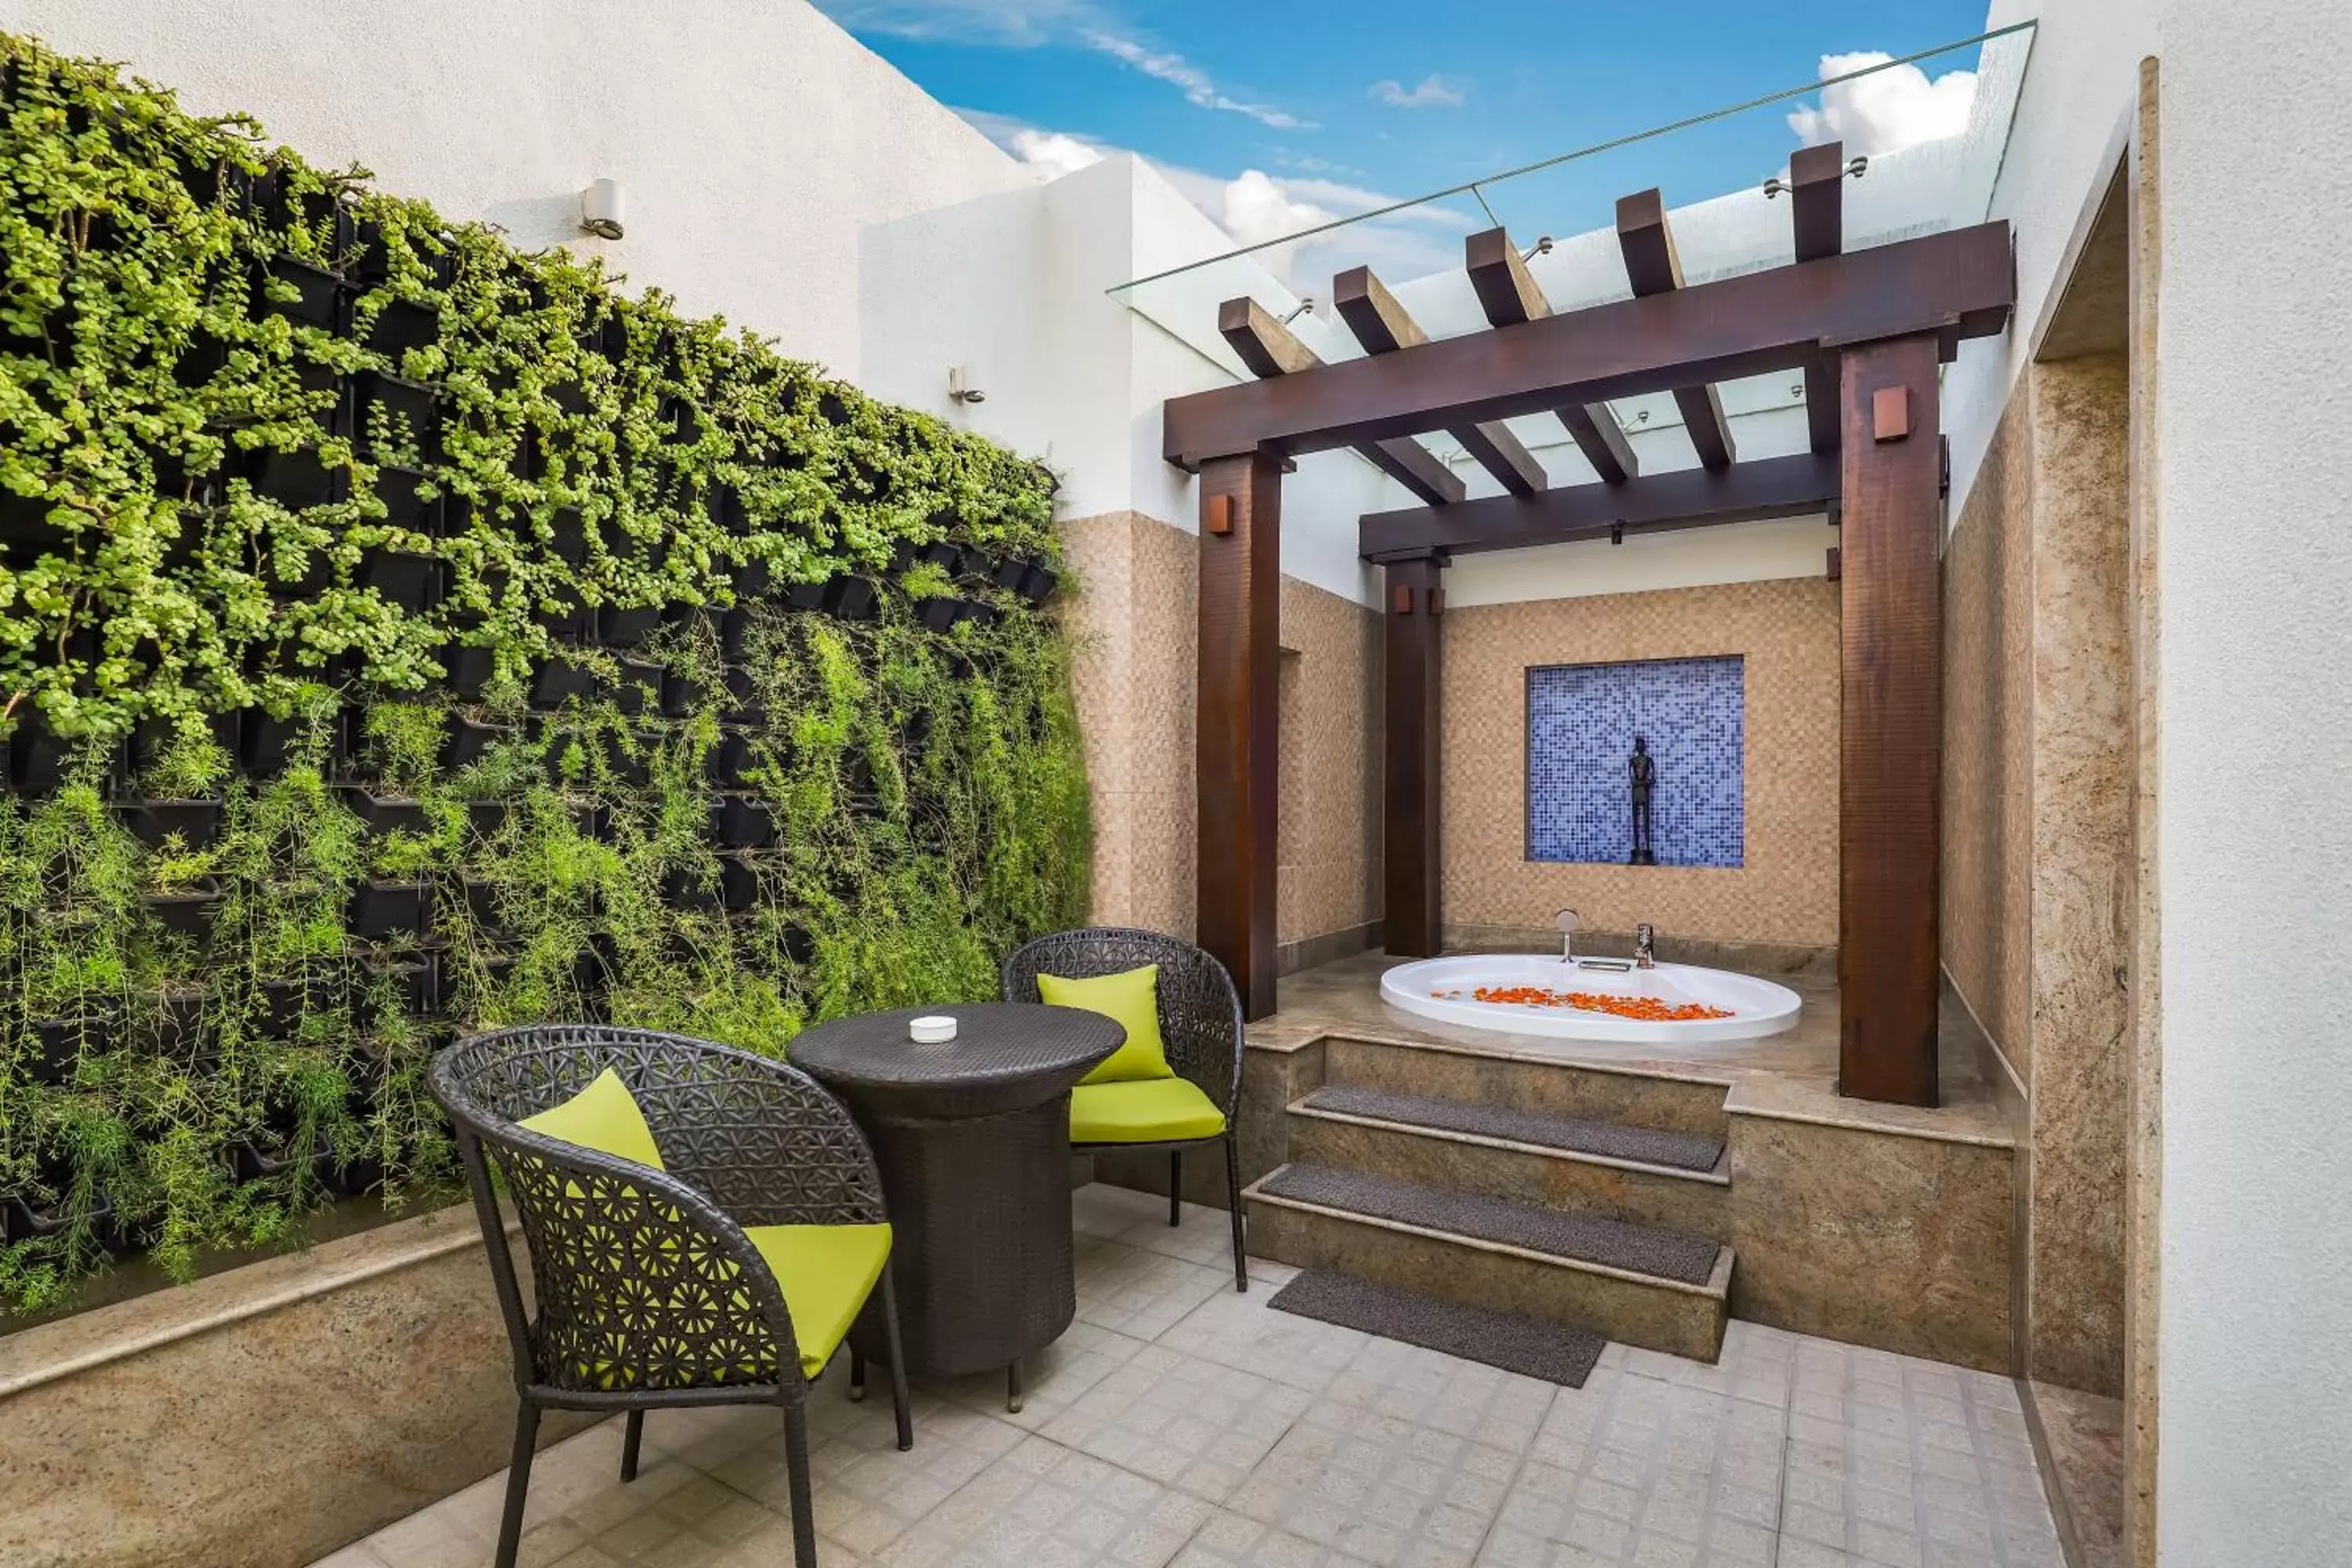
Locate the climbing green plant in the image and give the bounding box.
[0,34,1090,1313]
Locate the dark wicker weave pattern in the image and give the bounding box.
[430,1025,909,1568]
[1003,928,1250,1292]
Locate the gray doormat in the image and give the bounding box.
[1301,1083,1725,1173]
[1258,1163,1721,1287]
[1269,1268,1605,1387]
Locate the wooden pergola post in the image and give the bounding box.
[1837,333,1945,1105]
[1382,554,1445,957]
[1196,451,1283,1019]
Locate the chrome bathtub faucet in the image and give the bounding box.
[1555,907,1581,963]
[1635,924,1657,969]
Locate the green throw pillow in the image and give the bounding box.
[1039,964,1172,1084]
[519,1066,667,1170]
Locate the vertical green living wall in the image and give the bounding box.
[0,37,1091,1313]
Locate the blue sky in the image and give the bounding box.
[815,0,1996,268]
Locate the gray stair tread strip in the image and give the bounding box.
[1258,1163,1721,1287]
[1268,1268,1604,1388]
[1301,1083,1725,1173]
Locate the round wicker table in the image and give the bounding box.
[789,1003,1120,1404]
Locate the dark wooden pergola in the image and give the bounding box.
[1162,142,2015,1106]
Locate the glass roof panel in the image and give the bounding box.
[1111,20,2034,436]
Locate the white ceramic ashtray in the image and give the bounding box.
[908,1015,958,1044]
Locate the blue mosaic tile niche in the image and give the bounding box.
[1526,656,1745,867]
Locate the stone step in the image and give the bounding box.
[1243,1162,1732,1362]
[1319,1034,1731,1141]
[1286,1085,1731,1239]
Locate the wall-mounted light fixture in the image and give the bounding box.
[579,178,626,240]
[948,365,985,405]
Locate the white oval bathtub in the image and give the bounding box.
[1381,953,1802,1044]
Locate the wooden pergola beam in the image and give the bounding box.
[1359,449,1837,561]
[1616,189,1736,471]
[1333,267,1544,498]
[1463,228,1639,485]
[1218,298,1464,507]
[1789,140,1847,454]
[1163,222,2013,466]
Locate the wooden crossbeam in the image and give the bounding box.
[1332,267,1545,498]
[1163,222,2013,467]
[1218,298,1463,506]
[1461,229,1639,485]
[1615,190,1737,471]
[1790,141,1847,454]
[1359,449,1836,561]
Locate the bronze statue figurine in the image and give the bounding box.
[1628,736,1656,866]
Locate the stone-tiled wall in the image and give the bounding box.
[1058,510,1381,959]
[1942,357,2133,1400]
[1441,579,1840,949]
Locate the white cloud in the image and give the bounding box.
[1008,128,1108,180]
[1787,51,1976,155]
[1078,29,1312,129]
[817,0,1094,44]
[1370,74,1466,110]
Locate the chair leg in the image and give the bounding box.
[619,1410,644,1483]
[1225,1135,1248,1293]
[848,1346,866,1402]
[1007,1359,1024,1414]
[882,1264,913,1452]
[782,1399,818,1568]
[493,1400,541,1568]
[1169,1149,1182,1226]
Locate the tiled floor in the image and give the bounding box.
[314,1185,2061,1568]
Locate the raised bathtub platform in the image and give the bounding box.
[1095,948,2018,1373]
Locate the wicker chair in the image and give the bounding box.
[430,1025,910,1568]
[1003,927,1247,1290]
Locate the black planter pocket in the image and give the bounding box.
[0,485,57,557]
[720,667,768,727]
[359,543,441,610]
[826,576,879,622]
[352,369,440,456]
[599,729,658,789]
[465,799,510,839]
[338,786,427,836]
[125,798,224,852]
[347,878,430,938]
[227,1130,334,1185]
[364,953,437,1018]
[915,597,965,632]
[705,728,753,789]
[252,255,343,328]
[659,670,707,719]
[960,599,1003,630]
[238,710,312,776]
[612,659,666,717]
[718,608,753,662]
[2,1184,119,1247]
[247,445,349,510]
[446,646,498,701]
[533,596,595,644]
[568,800,615,843]
[142,877,223,944]
[10,716,78,793]
[154,988,213,1070]
[27,1015,108,1087]
[546,506,589,564]
[781,578,826,612]
[707,483,746,535]
[661,855,757,914]
[713,795,776,848]
[597,606,660,648]
[256,975,336,1040]
[530,658,598,710]
[362,297,440,357]
[442,713,516,768]
[445,873,510,936]
[781,924,816,966]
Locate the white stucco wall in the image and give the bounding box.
[2151,3,2352,1564]
[1945,0,2161,505]
[0,0,1032,381]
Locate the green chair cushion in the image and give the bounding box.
[744,1221,894,1378]
[520,1066,666,1170]
[1070,1076,1225,1144]
[1040,964,1172,1084]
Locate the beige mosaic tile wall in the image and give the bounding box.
[1440,579,1841,949]
[1058,510,1381,953]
